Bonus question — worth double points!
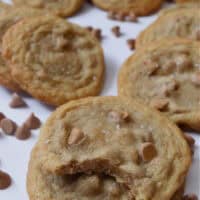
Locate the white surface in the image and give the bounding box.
[0,1,199,199]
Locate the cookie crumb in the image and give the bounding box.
[15,124,31,140]
[9,93,26,108]
[68,128,84,145]
[0,170,12,190]
[111,26,121,37]
[0,118,17,135]
[139,142,157,162]
[127,39,136,50]
[24,113,41,130]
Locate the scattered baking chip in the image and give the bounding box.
[0,118,17,135]
[9,93,27,108]
[24,113,41,130]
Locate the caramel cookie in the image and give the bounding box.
[2,16,104,106]
[0,6,46,91]
[119,39,200,131]
[136,6,200,48]
[13,0,84,17]
[91,0,164,16]
[27,147,130,200]
[33,96,191,200]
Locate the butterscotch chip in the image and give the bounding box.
[92,28,102,41]
[68,128,84,145]
[24,113,41,130]
[127,39,136,50]
[15,124,31,140]
[191,73,200,86]
[12,0,84,17]
[2,16,104,105]
[183,194,198,200]
[184,134,195,147]
[111,26,121,37]
[150,98,169,111]
[115,12,126,21]
[33,97,191,199]
[0,118,17,135]
[118,39,200,132]
[136,6,200,48]
[126,13,137,22]
[0,112,5,121]
[9,93,26,108]
[139,142,157,162]
[0,170,11,190]
[92,0,163,16]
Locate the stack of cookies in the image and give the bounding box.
[27,97,192,200]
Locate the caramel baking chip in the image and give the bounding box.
[0,112,5,122]
[9,93,26,108]
[0,118,17,135]
[24,113,41,130]
[139,142,157,162]
[15,124,31,140]
[68,128,84,145]
[184,134,195,147]
[111,26,121,37]
[0,170,11,190]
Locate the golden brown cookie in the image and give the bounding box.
[2,15,105,106]
[91,0,164,16]
[0,6,47,91]
[136,6,200,48]
[0,1,11,13]
[33,96,191,200]
[119,39,200,132]
[13,0,84,17]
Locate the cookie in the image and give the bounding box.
[27,147,130,200]
[0,6,47,91]
[0,1,11,13]
[2,16,105,106]
[91,0,164,16]
[13,0,84,17]
[119,39,200,131]
[136,6,200,48]
[33,96,191,200]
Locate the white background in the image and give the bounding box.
[0,1,199,199]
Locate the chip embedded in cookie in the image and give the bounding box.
[119,39,200,131]
[12,0,84,17]
[0,6,48,91]
[2,16,105,106]
[33,96,191,200]
[92,0,164,16]
[136,6,200,48]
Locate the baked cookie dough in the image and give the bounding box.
[27,147,130,200]
[136,6,200,48]
[12,0,84,17]
[176,0,200,3]
[119,39,200,131]
[0,6,46,91]
[33,96,191,200]
[0,1,11,12]
[2,16,104,105]
[91,0,164,16]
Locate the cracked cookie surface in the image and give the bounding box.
[119,39,200,131]
[136,6,200,48]
[33,96,191,200]
[12,0,84,17]
[2,16,104,105]
[92,0,164,16]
